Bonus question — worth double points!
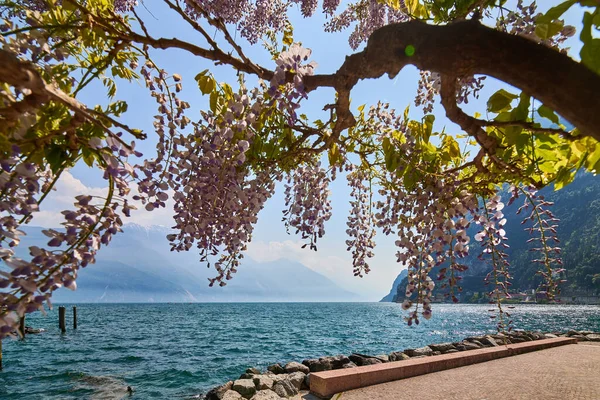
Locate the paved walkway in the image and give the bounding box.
[326,342,600,400]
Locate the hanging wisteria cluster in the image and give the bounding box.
[475,195,513,331]
[511,186,564,300]
[496,0,576,52]
[167,91,280,286]
[283,163,333,251]
[345,165,376,277]
[0,11,142,335]
[0,0,589,337]
[359,102,480,325]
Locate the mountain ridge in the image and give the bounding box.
[382,173,600,303]
[4,224,360,303]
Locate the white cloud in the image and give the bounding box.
[246,237,409,301]
[246,239,346,274]
[30,171,175,228]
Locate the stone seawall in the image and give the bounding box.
[204,329,600,400]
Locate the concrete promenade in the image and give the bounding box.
[331,342,600,400]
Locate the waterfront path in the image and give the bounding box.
[322,342,600,400]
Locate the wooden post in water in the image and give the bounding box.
[73,306,77,329]
[58,306,66,333]
[19,315,25,338]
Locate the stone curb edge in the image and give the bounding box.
[310,336,577,398]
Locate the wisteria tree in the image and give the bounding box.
[0,0,599,335]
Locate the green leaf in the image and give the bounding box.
[209,90,221,113]
[581,38,600,74]
[580,11,600,73]
[537,105,560,125]
[196,75,216,95]
[487,89,518,113]
[442,135,460,159]
[536,1,575,24]
[45,146,67,173]
[511,92,530,121]
[82,147,96,167]
[382,136,391,154]
[585,144,600,172]
[422,114,435,143]
[385,150,399,172]
[283,23,294,46]
[328,143,341,166]
[535,20,564,40]
[403,171,417,191]
[554,167,575,190]
[194,69,209,81]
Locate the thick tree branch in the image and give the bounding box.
[326,19,600,141]
[475,119,576,141]
[440,73,543,188]
[0,49,145,142]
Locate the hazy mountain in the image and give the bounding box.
[379,269,407,302]
[381,173,600,302]
[6,224,358,303]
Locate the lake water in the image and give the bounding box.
[0,303,598,399]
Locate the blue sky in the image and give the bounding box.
[32,1,585,300]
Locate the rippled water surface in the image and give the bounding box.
[1,303,598,399]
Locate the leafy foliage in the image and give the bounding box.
[0,0,599,334]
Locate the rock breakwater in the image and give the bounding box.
[204,329,600,400]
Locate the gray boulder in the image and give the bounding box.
[267,364,285,375]
[270,374,290,384]
[444,349,459,354]
[250,390,283,400]
[389,352,410,362]
[222,390,244,400]
[232,379,256,399]
[342,361,358,368]
[544,333,558,339]
[205,381,233,400]
[530,332,545,340]
[272,380,298,398]
[468,339,486,347]
[304,374,310,390]
[460,342,481,351]
[466,335,486,342]
[481,336,499,347]
[572,334,589,341]
[510,332,532,341]
[376,354,389,362]
[287,371,306,391]
[302,355,349,372]
[429,343,455,353]
[253,375,274,390]
[325,355,350,369]
[509,337,527,343]
[586,334,600,342]
[284,361,309,374]
[404,346,433,357]
[246,367,262,375]
[349,353,383,366]
[302,358,330,372]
